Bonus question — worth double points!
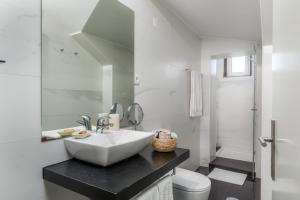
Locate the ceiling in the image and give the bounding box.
[159,0,262,42]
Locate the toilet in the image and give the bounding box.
[172,168,211,200]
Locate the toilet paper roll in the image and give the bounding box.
[109,114,120,131]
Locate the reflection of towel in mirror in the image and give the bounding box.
[190,70,203,117]
[42,131,61,139]
[135,185,159,200]
[157,175,174,200]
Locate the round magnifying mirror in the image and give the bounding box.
[109,103,124,121]
[127,103,144,129]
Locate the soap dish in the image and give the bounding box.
[152,137,177,152]
[72,131,91,139]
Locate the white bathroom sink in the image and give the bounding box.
[64,130,154,167]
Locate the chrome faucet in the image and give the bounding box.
[96,115,112,133]
[77,115,92,131]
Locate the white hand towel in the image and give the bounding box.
[136,185,159,200]
[190,70,203,117]
[157,175,174,200]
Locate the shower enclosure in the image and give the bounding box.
[209,54,257,178]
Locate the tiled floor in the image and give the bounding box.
[196,167,261,200]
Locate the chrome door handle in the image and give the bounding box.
[259,137,273,147]
[259,120,276,180]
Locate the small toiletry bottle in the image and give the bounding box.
[109,114,120,131]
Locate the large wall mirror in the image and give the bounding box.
[41,0,134,141]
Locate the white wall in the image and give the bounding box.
[120,0,202,169]
[0,0,201,199]
[200,38,262,177]
[0,0,89,198]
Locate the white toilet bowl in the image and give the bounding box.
[172,168,211,200]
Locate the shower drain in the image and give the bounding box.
[226,198,239,200]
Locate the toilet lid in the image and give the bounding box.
[172,168,211,192]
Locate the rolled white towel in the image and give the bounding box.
[171,132,178,139]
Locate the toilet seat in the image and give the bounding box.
[172,168,211,192]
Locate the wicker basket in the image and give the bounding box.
[152,137,177,152]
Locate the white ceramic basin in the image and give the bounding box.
[64,130,154,166]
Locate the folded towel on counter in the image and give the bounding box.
[189,70,203,117]
[135,185,159,200]
[157,175,174,200]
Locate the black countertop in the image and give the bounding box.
[43,146,190,200]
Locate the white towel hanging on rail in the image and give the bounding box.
[190,70,203,117]
[135,185,159,200]
[133,175,174,200]
[157,175,173,200]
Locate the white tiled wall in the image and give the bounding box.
[0,0,201,199]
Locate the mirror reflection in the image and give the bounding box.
[110,103,124,121]
[127,103,144,130]
[41,0,134,141]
